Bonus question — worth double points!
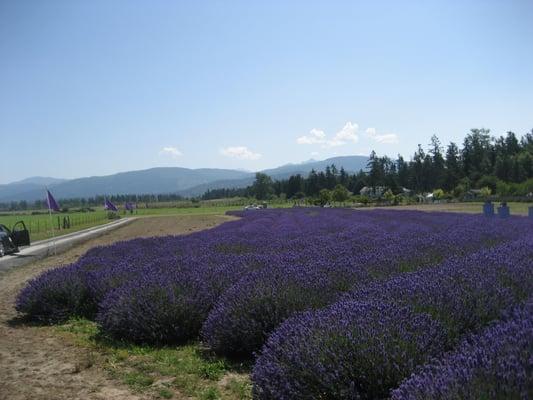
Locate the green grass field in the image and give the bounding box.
[0,211,110,241]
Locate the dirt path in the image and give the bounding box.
[0,215,234,400]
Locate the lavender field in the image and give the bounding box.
[16,208,533,399]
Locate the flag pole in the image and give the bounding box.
[46,187,57,255]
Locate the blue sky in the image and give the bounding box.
[1,0,532,184]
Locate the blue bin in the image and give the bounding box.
[483,202,494,217]
[497,205,510,218]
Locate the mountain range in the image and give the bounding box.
[0,156,368,202]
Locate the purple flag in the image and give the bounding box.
[104,198,118,212]
[124,202,134,211]
[46,190,60,212]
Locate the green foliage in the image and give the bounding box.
[251,173,274,200]
[201,387,221,400]
[480,186,492,198]
[107,211,121,220]
[432,189,445,200]
[318,189,332,206]
[496,180,512,196]
[158,388,174,399]
[477,175,499,193]
[355,195,370,205]
[383,189,395,203]
[293,191,305,200]
[124,371,154,388]
[453,184,466,199]
[331,184,350,204]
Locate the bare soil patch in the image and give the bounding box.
[0,215,235,400]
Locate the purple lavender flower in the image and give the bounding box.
[252,300,447,399]
[391,299,533,400]
[251,226,533,398]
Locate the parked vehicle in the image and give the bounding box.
[0,221,30,257]
[244,204,267,210]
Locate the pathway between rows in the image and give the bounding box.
[0,218,134,273]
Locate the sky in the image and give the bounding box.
[1,0,533,184]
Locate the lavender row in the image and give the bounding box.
[16,209,533,347]
[392,298,533,400]
[252,235,533,399]
[201,210,532,357]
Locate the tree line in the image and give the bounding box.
[205,128,533,201]
[366,129,533,197]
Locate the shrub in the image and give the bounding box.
[392,299,533,400]
[346,238,533,341]
[203,213,531,359]
[107,211,120,220]
[96,271,210,344]
[252,237,533,399]
[202,264,361,357]
[16,264,92,323]
[252,301,447,399]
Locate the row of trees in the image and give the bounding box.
[367,129,533,194]
[207,128,533,201]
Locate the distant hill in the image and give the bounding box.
[261,155,368,179]
[0,168,251,202]
[0,176,67,203]
[10,176,68,186]
[0,156,368,202]
[179,156,369,196]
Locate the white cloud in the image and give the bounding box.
[310,151,319,156]
[220,146,262,160]
[329,122,359,147]
[159,146,183,158]
[297,122,359,148]
[297,128,326,144]
[374,133,399,144]
[366,127,399,144]
[365,128,377,137]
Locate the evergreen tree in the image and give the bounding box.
[444,142,462,191]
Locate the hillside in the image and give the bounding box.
[0,156,368,202]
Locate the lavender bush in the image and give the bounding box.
[202,263,363,357]
[16,263,91,323]
[202,211,532,358]
[345,237,533,340]
[96,270,210,344]
[392,298,533,400]
[252,301,447,399]
[252,235,533,398]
